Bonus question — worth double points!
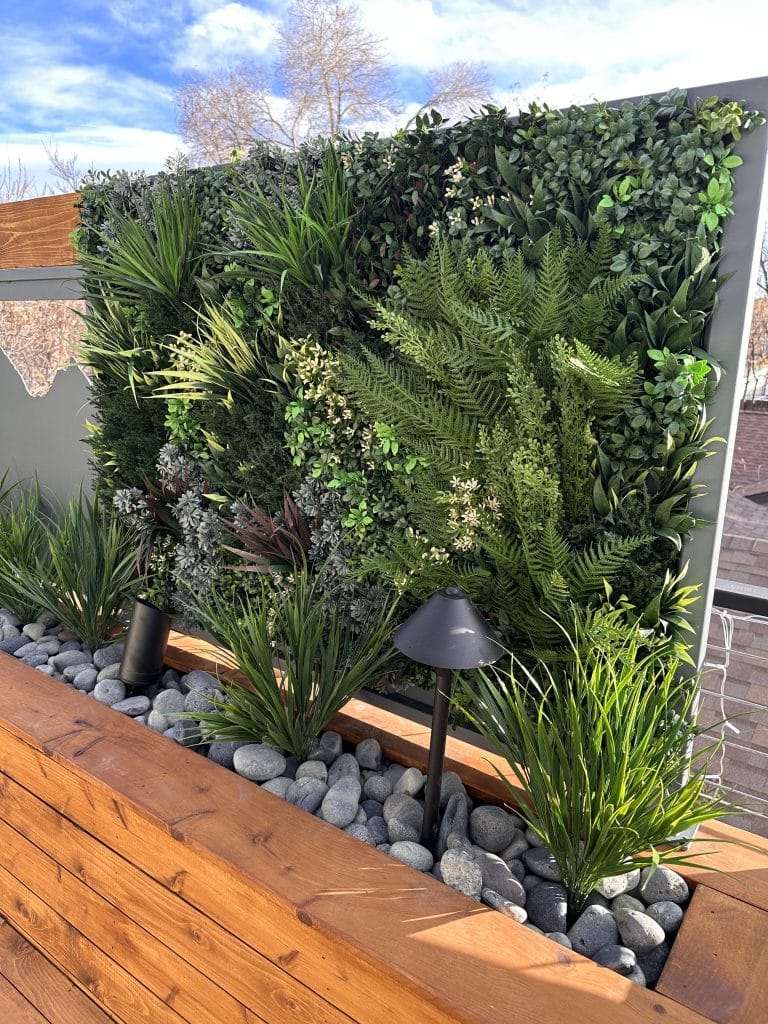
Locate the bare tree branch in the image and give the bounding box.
[176,0,492,159]
[406,61,494,127]
[42,140,84,192]
[758,225,768,297]
[0,158,36,202]
[277,0,396,137]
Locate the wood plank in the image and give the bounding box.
[0,920,114,1024]
[0,971,51,1024]
[0,194,79,269]
[657,885,768,1023]
[0,860,178,1024]
[0,816,267,1024]
[0,653,714,1024]
[0,770,349,1024]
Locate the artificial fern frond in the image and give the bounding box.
[570,535,650,602]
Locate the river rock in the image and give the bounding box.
[296,760,328,783]
[383,793,422,829]
[522,847,562,882]
[526,882,568,933]
[440,849,483,899]
[207,741,248,769]
[287,777,328,813]
[233,744,287,782]
[361,799,383,818]
[22,622,46,641]
[435,791,470,859]
[14,641,41,659]
[355,737,382,770]
[363,774,393,802]
[625,965,647,987]
[525,826,545,847]
[23,652,50,667]
[567,906,619,958]
[481,889,528,923]
[470,805,516,853]
[261,777,293,799]
[53,649,91,672]
[499,828,529,862]
[0,634,28,654]
[394,767,424,797]
[390,841,434,872]
[310,731,343,765]
[615,908,666,954]
[546,932,572,949]
[366,816,389,846]
[152,688,184,715]
[184,689,218,714]
[593,944,637,975]
[645,901,684,934]
[97,662,122,682]
[596,869,641,900]
[438,770,466,808]
[612,893,645,915]
[322,777,362,827]
[474,850,526,905]
[636,942,670,986]
[638,866,689,905]
[63,661,92,681]
[112,696,151,716]
[173,719,202,746]
[327,752,361,787]
[94,678,127,706]
[72,668,98,692]
[93,644,123,670]
[345,823,374,844]
[182,670,218,692]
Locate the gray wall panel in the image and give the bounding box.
[0,350,93,501]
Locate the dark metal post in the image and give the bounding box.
[420,667,453,847]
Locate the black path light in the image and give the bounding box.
[392,585,504,849]
[119,597,172,691]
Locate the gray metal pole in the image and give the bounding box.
[420,667,453,849]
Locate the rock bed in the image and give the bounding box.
[1,609,690,987]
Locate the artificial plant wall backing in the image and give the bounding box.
[75,90,761,633]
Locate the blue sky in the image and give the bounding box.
[1,0,767,191]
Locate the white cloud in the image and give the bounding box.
[358,0,768,105]
[0,127,187,195]
[174,2,280,71]
[0,33,175,131]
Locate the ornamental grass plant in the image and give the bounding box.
[185,562,398,761]
[461,611,740,912]
[0,472,50,623]
[0,489,138,651]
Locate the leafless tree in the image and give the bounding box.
[405,61,494,127]
[177,0,492,162]
[743,296,768,405]
[0,158,36,202]
[758,226,768,297]
[42,140,84,192]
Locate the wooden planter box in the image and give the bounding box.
[0,634,766,1024]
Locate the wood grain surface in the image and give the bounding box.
[0,919,117,1024]
[0,194,79,269]
[657,885,768,1023]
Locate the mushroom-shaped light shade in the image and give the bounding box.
[392,585,504,670]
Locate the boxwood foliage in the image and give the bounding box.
[75,90,761,644]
